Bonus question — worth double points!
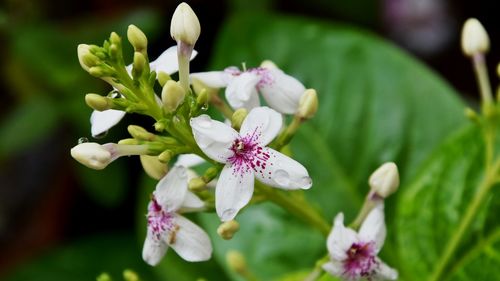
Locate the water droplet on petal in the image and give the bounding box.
[108,90,121,99]
[78,137,89,144]
[300,176,312,189]
[201,104,208,111]
[274,169,291,187]
[221,208,236,221]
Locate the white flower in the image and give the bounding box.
[190,64,306,114]
[90,46,198,137]
[190,106,312,221]
[142,166,212,266]
[323,203,398,281]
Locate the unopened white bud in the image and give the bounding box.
[170,2,201,46]
[260,60,278,69]
[461,18,490,57]
[297,89,318,119]
[127,25,148,52]
[70,142,113,170]
[77,44,94,72]
[369,162,399,198]
[217,220,240,240]
[162,80,186,112]
[140,155,168,180]
[85,94,111,111]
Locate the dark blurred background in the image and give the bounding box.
[0,0,498,279]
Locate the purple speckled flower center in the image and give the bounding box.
[227,128,272,180]
[147,197,175,241]
[223,67,274,89]
[343,241,378,280]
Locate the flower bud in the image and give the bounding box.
[297,89,318,119]
[260,60,278,70]
[191,77,219,97]
[118,138,139,145]
[109,32,121,46]
[77,44,95,72]
[226,250,248,275]
[162,80,186,112]
[369,162,399,198]
[158,150,174,163]
[217,220,240,240]
[127,25,148,52]
[128,125,156,141]
[85,94,111,111]
[140,155,168,180]
[188,177,206,192]
[70,142,113,170]
[231,108,248,130]
[96,273,112,281]
[157,72,172,87]
[132,51,147,78]
[170,2,201,46]
[461,18,490,57]
[123,270,139,281]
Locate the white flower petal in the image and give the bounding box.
[154,166,188,212]
[190,71,231,88]
[149,46,198,75]
[142,228,168,266]
[375,259,398,280]
[90,109,126,137]
[254,147,312,190]
[180,191,205,212]
[169,214,212,262]
[225,72,261,110]
[190,115,239,163]
[216,164,254,221]
[259,68,305,114]
[327,213,358,261]
[359,203,386,253]
[174,154,205,167]
[322,260,344,277]
[240,107,283,146]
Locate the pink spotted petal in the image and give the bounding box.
[142,228,168,266]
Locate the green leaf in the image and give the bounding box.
[0,97,58,158]
[202,12,467,280]
[396,126,500,281]
[4,233,158,281]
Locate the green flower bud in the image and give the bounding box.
[157,72,172,87]
[127,25,148,52]
[96,273,112,281]
[118,138,139,145]
[128,125,156,140]
[297,89,318,120]
[231,108,248,130]
[196,88,209,108]
[132,51,147,78]
[158,150,174,163]
[217,220,240,240]
[77,44,93,72]
[140,155,168,180]
[226,250,248,275]
[123,270,139,281]
[162,80,186,112]
[188,177,206,191]
[170,2,201,46]
[109,32,121,46]
[260,60,278,69]
[85,93,111,111]
[461,18,490,57]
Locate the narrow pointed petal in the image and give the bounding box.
[190,71,231,88]
[169,214,212,262]
[149,46,198,75]
[259,68,305,114]
[216,164,254,221]
[322,261,344,276]
[142,228,168,266]
[190,115,239,163]
[180,191,205,212]
[240,107,283,146]
[154,166,188,212]
[253,147,312,190]
[327,213,358,261]
[90,109,126,137]
[174,154,205,168]
[375,259,398,280]
[225,72,261,110]
[359,203,386,253]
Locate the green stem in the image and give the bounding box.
[274,115,303,150]
[473,54,493,106]
[177,42,192,93]
[255,182,330,236]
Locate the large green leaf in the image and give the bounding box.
[199,12,467,280]
[397,126,500,281]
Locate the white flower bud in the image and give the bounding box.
[140,155,168,180]
[161,80,186,112]
[369,162,399,198]
[461,18,490,57]
[260,60,278,69]
[77,44,94,72]
[170,2,201,46]
[297,89,318,119]
[71,142,112,170]
[85,94,111,111]
[127,25,148,52]
[217,220,240,240]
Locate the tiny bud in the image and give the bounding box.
[297,89,318,119]
[461,18,490,57]
[170,2,201,46]
[188,177,206,191]
[162,80,186,112]
[70,142,113,170]
[85,94,111,111]
[88,66,108,77]
[127,25,148,52]
[157,72,172,87]
[132,51,147,78]
[109,32,121,46]
[96,273,112,281]
[226,250,248,275]
[158,150,174,163]
[77,44,93,72]
[123,269,139,281]
[204,167,219,180]
[368,162,399,198]
[196,88,209,107]
[217,220,240,240]
[231,108,248,130]
[154,121,165,132]
[260,60,278,69]
[128,125,156,141]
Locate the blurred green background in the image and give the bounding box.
[0,0,499,280]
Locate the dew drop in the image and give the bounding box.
[78,137,89,144]
[274,169,291,187]
[221,209,236,221]
[107,90,121,99]
[201,104,208,111]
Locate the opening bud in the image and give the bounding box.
[127,25,148,53]
[461,18,490,57]
[297,89,318,120]
[170,2,201,46]
[70,142,113,170]
[217,220,240,240]
[231,108,248,130]
[368,162,399,198]
[162,80,186,112]
[85,94,111,111]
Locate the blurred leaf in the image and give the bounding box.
[202,12,467,280]
[75,160,128,207]
[396,126,500,281]
[4,233,158,281]
[0,97,58,158]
